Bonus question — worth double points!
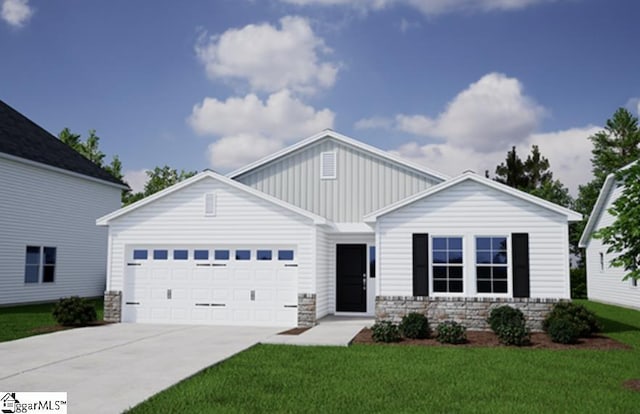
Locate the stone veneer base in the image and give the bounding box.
[298,293,317,327]
[104,290,122,323]
[376,296,565,332]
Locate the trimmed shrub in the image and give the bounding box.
[543,302,601,337]
[488,306,530,346]
[547,318,580,344]
[436,321,467,344]
[399,313,430,339]
[52,296,97,327]
[371,321,401,343]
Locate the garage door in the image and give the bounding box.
[122,247,298,327]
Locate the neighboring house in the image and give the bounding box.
[0,100,126,305]
[579,162,639,310]
[98,130,581,330]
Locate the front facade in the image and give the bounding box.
[579,164,639,310]
[0,100,125,305]
[99,130,580,329]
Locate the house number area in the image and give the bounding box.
[1,392,67,414]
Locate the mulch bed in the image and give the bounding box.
[623,379,640,392]
[352,328,630,350]
[30,320,113,334]
[278,327,311,335]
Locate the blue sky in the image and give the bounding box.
[1,0,638,193]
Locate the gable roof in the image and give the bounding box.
[227,129,449,182]
[364,171,582,223]
[97,169,328,226]
[578,160,637,248]
[0,100,126,188]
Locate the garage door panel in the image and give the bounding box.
[124,246,298,327]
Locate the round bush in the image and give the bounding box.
[52,296,97,326]
[436,321,467,344]
[547,318,580,344]
[488,306,530,346]
[371,321,401,343]
[543,302,601,337]
[399,313,430,339]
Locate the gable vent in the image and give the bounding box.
[204,192,216,216]
[320,151,336,179]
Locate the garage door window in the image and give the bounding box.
[214,250,230,260]
[235,250,251,260]
[257,250,272,260]
[278,250,294,260]
[153,250,168,260]
[194,250,209,260]
[173,250,188,260]
[133,250,148,260]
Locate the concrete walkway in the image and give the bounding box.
[0,324,280,414]
[263,315,374,346]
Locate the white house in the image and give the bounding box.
[0,100,125,305]
[579,162,639,310]
[98,130,581,329]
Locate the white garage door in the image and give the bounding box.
[122,247,298,327]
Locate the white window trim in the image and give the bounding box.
[320,151,337,180]
[430,235,466,297]
[473,235,511,298]
[25,245,56,285]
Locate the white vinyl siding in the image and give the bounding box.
[585,184,639,309]
[0,157,121,305]
[106,177,316,296]
[235,138,440,222]
[377,180,570,299]
[314,227,332,318]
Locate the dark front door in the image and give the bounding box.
[336,244,367,312]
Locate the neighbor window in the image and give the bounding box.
[278,250,294,261]
[214,250,230,260]
[476,237,508,294]
[173,250,188,260]
[153,250,168,260]
[133,249,148,260]
[24,246,56,284]
[235,250,251,260]
[194,250,209,260]
[632,278,638,288]
[599,252,605,271]
[257,250,272,260]
[432,237,463,293]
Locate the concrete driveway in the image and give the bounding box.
[0,324,280,413]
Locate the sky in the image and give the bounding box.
[1,0,639,194]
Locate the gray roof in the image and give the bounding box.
[0,100,125,187]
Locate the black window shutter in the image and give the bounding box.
[512,233,530,298]
[412,234,429,296]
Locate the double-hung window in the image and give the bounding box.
[476,237,508,294]
[432,237,463,293]
[24,246,56,284]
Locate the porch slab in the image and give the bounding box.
[262,315,374,346]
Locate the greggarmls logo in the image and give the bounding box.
[1,393,18,414]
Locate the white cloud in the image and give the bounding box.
[1,0,33,27]
[188,89,335,170]
[359,73,545,153]
[399,18,421,33]
[280,0,557,16]
[354,116,393,130]
[391,125,599,195]
[195,16,339,95]
[626,97,640,116]
[123,169,149,193]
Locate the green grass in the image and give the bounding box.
[129,301,640,414]
[0,298,103,342]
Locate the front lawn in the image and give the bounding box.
[128,301,640,413]
[0,298,103,342]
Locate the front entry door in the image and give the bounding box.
[336,244,367,312]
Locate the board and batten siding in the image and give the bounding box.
[376,180,571,299]
[0,157,121,305]
[235,138,440,223]
[585,184,639,309]
[106,177,316,295]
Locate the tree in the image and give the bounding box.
[491,145,573,208]
[593,162,640,281]
[123,166,197,206]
